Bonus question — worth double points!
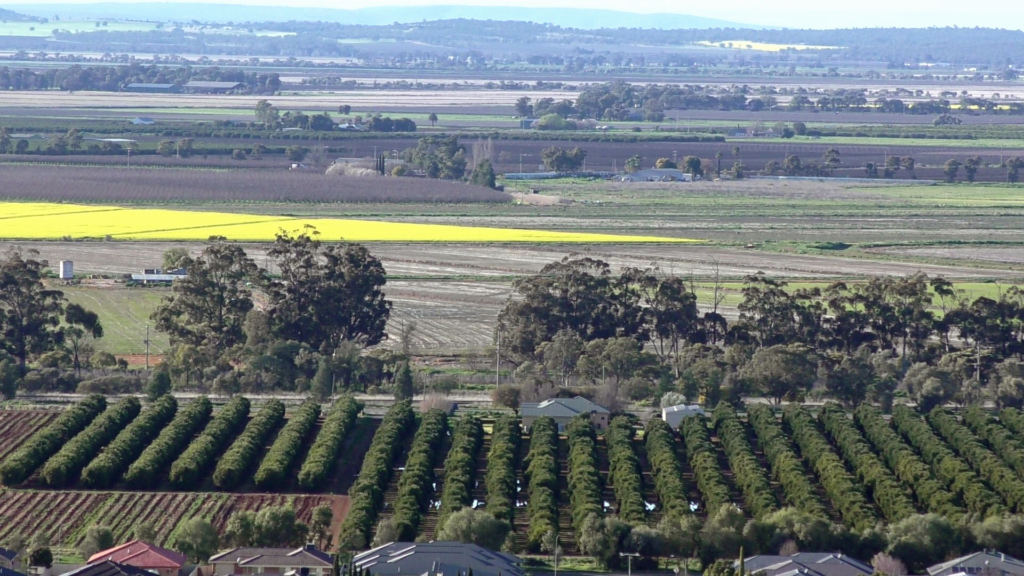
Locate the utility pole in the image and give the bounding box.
[495,329,500,386]
[144,324,150,370]
[554,534,559,576]
[620,553,640,576]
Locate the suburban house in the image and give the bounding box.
[209,545,332,576]
[0,548,23,572]
[88,541,190,576]
[60,560,155,576]
[661,404,706,429]
[736,553,873,576]
[520,396,610,432]
[353,542,522,576]
[928,551,1024,576]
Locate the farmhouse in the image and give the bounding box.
[928,551,1024,576]
[521,396,610,432]
[353,542,523,576]
[736,553,873,576]
[183,81,244,94]
[125,83,181,94]
[88,541,190,576]
[209,545,332,576]
[661,404,706,429]
[618,168,695,182]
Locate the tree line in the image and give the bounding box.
[493,257,1024,413]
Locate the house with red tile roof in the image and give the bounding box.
[88,542,190,576]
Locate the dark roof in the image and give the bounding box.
[520,396,609,418]
[737,553,873,576]
[0,548,17,562]
[184,81,243,89]
[929,552,1024,576]
[354,542,522,576]
[61,560,156,576]
[0,567,27,576]
[126,83,177,89]
[209,546,331,568]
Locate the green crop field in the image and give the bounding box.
[0,20,158,37]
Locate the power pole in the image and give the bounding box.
[144,324,150,370]
[495,329,500,386]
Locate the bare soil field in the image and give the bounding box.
[0,411,59,462]
[0,90,580,110]
[870,246,1024,265]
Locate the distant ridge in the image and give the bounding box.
[0,6,42,21]
[1,3,761,29]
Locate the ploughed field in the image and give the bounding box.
[6,398,1024,554]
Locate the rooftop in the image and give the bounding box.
[929,552,1024,576]
[89,541,188,569]
[520,396,609,418]
[737,553,873,576]
[184,81,243,89]
[61,560,155,576]
[0,549,17,562]
[209,546,331,568]
[354,542,522,576]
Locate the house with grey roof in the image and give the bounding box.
[60,560,156,576]
[209,545,332,576]
[735,553,873,576]
[0,548,22,573]
[520,396,610,432]
[928,551,1024,576]
[353,542,522,576]
[662,404,706,429]
[0,567,26,576]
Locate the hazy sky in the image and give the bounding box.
[16,0,1024,29]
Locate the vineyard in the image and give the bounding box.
[6,399,1024,554]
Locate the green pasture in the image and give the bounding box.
[743,135,1024,149]
[63,287,170,354]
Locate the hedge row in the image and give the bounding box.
[338,401,415,549]
[644,418,691,520]
[566,416,603,539]
[679,414,732,516]
[485,415,521,524]
[711,405,777,518]
[212,400,286,490]
[1001,407,1024,436]
[80,395,178,488]
[783,406,877,531]
[437,416,484,534]
[606,417,646,523]
[817,404,915,522]
[963,407,1024,478]
[927,407,1024,511]
[166,396,249,489]
[0,395,107,486]
[40,398,141,487]
[394,410,449,541]
[297,396,363,491]
[524,416,559,552]
[889,405,1004,517]
[254,401,321,491]
[747,404,828,519]
[852,405,963,518]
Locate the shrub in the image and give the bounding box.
[80,395,179,488]
[566,416,603,539]
[337,401,415,549]
[605,417,646,523]
[680,414,732,516]
[0,395,106,486]
[524,416,559,551]
[166,396,249,489]
[213,400,286,490]
[747,404,828,519]
[40,397,141,487]
[485,415,520,523]
[644,418,691,520]
[254,401,321,491]
[437,416,484,534]
[711,405,777,518]
[393,410,449,540]
[297,396,363,491]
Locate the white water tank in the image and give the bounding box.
[59,260,74,280]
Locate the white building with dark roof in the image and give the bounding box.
[520,396,610,432]
[353,542,522,576]
[662,404,706,429]
[928,551,1024,576]
[209,545,332,576]
[736,553,873,576]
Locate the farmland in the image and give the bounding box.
[6,400,1024,560]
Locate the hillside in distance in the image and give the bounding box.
[4,2,759,29]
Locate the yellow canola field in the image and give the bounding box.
[0,202,694,243]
